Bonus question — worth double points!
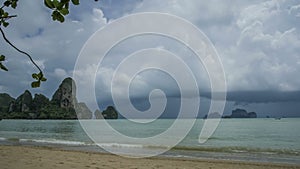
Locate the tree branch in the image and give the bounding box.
[0,15,17,20]
[0,27,42,73]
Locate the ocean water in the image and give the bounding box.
[0,118,299,164]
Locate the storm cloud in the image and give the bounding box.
[0,0,299,117]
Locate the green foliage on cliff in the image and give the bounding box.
[38,104,77,119]
[0,77,118,120]
[0,93,14,113]
[0,98,77,119]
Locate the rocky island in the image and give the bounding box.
[0,77,118,120]
[203,109,257,119]
[223,109,257,118]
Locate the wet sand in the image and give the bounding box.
[0,145,299,169]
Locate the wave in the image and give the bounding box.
[171,146,300,156]
[97,143,144,148]
[19,138,90,146]
[89,143,300,156]
[0,137,299,156]
[0,137,7,141]
[0,137,92,146]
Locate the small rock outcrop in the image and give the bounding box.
[75,102,92,119]
[203,112,222,119]
[229,109,257,118]
[102,106,118,119]
[94,109,103,119]
[248,112,257,118]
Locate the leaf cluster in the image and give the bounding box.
[44,0,79,23]
[0,0,18,27]
[31,72,47,88]
[0,55,8,71]
[0,0,47,88]
[1,0,99,88]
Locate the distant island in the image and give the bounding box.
[0,77,118,120]
[0,77,259,120]
[204,109,257,119]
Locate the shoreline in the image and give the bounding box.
[0,137,299,165]
[1,145,299,169]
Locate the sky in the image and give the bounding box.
[0,0,300,117]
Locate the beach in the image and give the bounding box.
[0,145,299,169]
[0,119,300,165]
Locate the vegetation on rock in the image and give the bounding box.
[0,77,118,119]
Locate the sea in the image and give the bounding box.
[0,118,299,164]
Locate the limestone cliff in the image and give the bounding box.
[0,93,15,114]
[15,90,33,112]
[51,77,77,108]
[0,77,117,120]
[32,94,50,111]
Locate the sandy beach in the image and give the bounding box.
[0,145,299,169]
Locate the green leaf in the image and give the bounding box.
[51,10,60,21]
[71,0,80,5]
[37,72,43,79]
[0,63,8,71]
[64,1,69,9]
[32,73,39,80]
[31,81,41,88]
[61,0,69,3]
[51,13,57,21]
[11,1,17,8]
[57,13,65,22]
[3,12,9,17]
[31,72,46,87]
[59,8,69,15]
[41,77,47,82]
[44,0,55,9]
[0,9,4,15]
[53,0,60,8]
[0,55,5,61]
[52,10,65,22]
[4,1,11,7]
[56,2,64,10]
[3,21,9,27]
